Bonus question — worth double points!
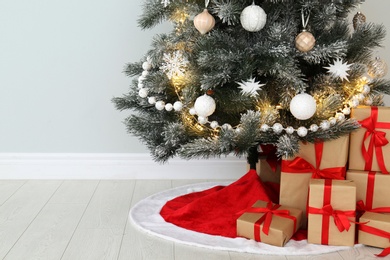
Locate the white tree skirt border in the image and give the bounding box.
[129,182,362,256]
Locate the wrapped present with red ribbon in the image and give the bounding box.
[307,179,356,246]
[252,144,281,184]
[349,106,390,174]
[279,136,349,226]
[346,170,390,217]
[359,212,390,257]
[236,200,302,247]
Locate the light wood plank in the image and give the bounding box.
[77,180,135,229]
[118,180,173,260]
[0,180,26,206]
[230,251,287,260]
[130,180,172,207]
[61,228,123,260]
[176,243,231,260]
[337,245,382,259]
[286,251,344,260]
[3,203,86,260]
[0,180,62,259]
[49,180,99,204]
[118,221,174,260]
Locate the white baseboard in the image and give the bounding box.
[0,153,248,179]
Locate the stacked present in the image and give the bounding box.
[237,105,390,253]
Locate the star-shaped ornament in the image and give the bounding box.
[324,58,353,81]
[237,77,265,97]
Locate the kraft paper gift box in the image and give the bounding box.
[236,200,302,247]
[346,170,390,212]
[246,144,281,183]
[359,212,390,252]
[307,179,356,246]
[349,106,390,174]
[280,135,349,226]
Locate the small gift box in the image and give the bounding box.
[346,170,390,213]
[349,106,390,174]
[247,144,281,183]
[280,136,349,226]
[307,179,356,246]
[236,200,302,247]
[359,212,390,256]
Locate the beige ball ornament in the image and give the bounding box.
[295,30,316,52]
[240,3,267,32]
[194,9,215,35]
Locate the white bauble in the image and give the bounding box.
[336,113,345,121]
[142,61,152,71]
[197,116,208,125]
[320,120,330,130]
[260,124,269,132]
[194,94,216,117]
[240,3,267,32]
[272,123,283,134]
[290,93,317,120]
[222,123,232,130]
[297,127,308,137]
[310,124,319,132]
[173,101,183,111]
[165,103,173,111]
[189,108,197,115]
[138,88,148,98]
[148,96,156,104]
[342,107,351,115]
[362,84,371,94]
[285,126,295,134]
[210,121,219,129]
[329,117,337,125]
[155,101,165,111]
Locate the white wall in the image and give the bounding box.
[0,1,388,154]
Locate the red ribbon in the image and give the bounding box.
[359,224,390,257]
[356,200,390,214]
[239,201,297,242]
[282,142,346,180]
[308,179,355,245]
[359,107,390,174]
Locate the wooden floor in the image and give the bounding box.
[0,179,385,260]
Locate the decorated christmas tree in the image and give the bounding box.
[113,0,390,164]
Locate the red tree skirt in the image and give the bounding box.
[161,169,273,238]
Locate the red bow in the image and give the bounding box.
[360,224,390,257]
[360,107,390,174]
[282,142,345,179]
[308,204,355,232]
[259,144,280,172]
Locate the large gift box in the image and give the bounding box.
[346,170,390,212]
[236,200,302,247]
[280,136,349,225]
[359,212,390,254]
[349,106,390,174]
[307,179,356,246]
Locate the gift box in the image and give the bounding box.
[307,179,356,246]
[349,106,390,174]
[236,200,302,247]
[346,170,390,212]
[359,212,390,253]
[279,136,349,226]
[246,144,281,183]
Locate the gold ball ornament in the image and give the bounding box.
[368,57,388,78]
[295,30,316,52]
[353,12,366,30]
[194,9,215,35]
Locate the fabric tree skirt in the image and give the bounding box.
[129,182,362,256]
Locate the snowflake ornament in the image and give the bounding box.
[237,77,265,97]
[160,50,189,80]
[324,58,353,81]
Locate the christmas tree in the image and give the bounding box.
[113,0,390,164]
